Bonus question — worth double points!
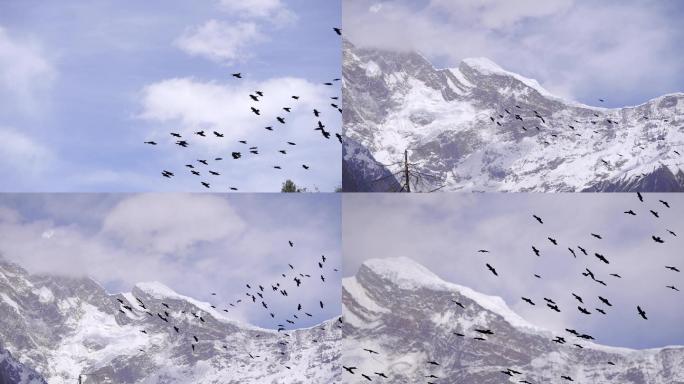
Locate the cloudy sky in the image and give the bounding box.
[343,0,684,107]
[0,193,341,329]
[0,0,341,192]
[343,193,683,349]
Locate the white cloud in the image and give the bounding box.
[0,127,53,175]
[102,194,245,254]
[218,0,297,25]
[0,26,55,110]
[429,0,573,29]
[175,20,265,64]
[138,76,331,140]
[136,75,341,191]
[369,3,383,13]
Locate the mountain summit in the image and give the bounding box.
[342,257,684,383]
[342,40,684,192]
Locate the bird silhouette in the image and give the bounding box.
[486,263,498,276]
[637,306,647,319]
[594,253,609,264]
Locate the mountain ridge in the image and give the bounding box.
[0,258,341,383]
[342,257,684,383]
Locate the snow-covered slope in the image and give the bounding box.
[342,39,684,192]
[0,344,46,384]
[342,257,684,383]
[0,259,341,383]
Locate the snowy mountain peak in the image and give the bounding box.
[358,257,541,332]
[460,57,505,74]
[361,256,443,288]
[458,56,559,100]
[133,281,177,298]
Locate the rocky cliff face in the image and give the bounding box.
[0,344,46,384]
[0,259,341,384]
[343,40,684,192]
[341,257,684,383]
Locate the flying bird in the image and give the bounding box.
[522,297,535,305]
[637,306,647,320]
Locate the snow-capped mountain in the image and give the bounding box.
[0,259,341,384]
[342,257,684,383]
[342,39,684,192]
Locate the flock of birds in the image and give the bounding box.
[486,99,681,176]
[146,27,344,191]
[113,239,342,371]
[344,192,680,383]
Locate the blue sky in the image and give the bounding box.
[0,193,342,330]
[0,0,341,192]
[344,0,684,107]
[344,193,683,349]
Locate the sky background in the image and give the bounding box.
[343,193,683,349]
[343,0,684,107]
[0,193,342,330]
[0,0,341,192]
